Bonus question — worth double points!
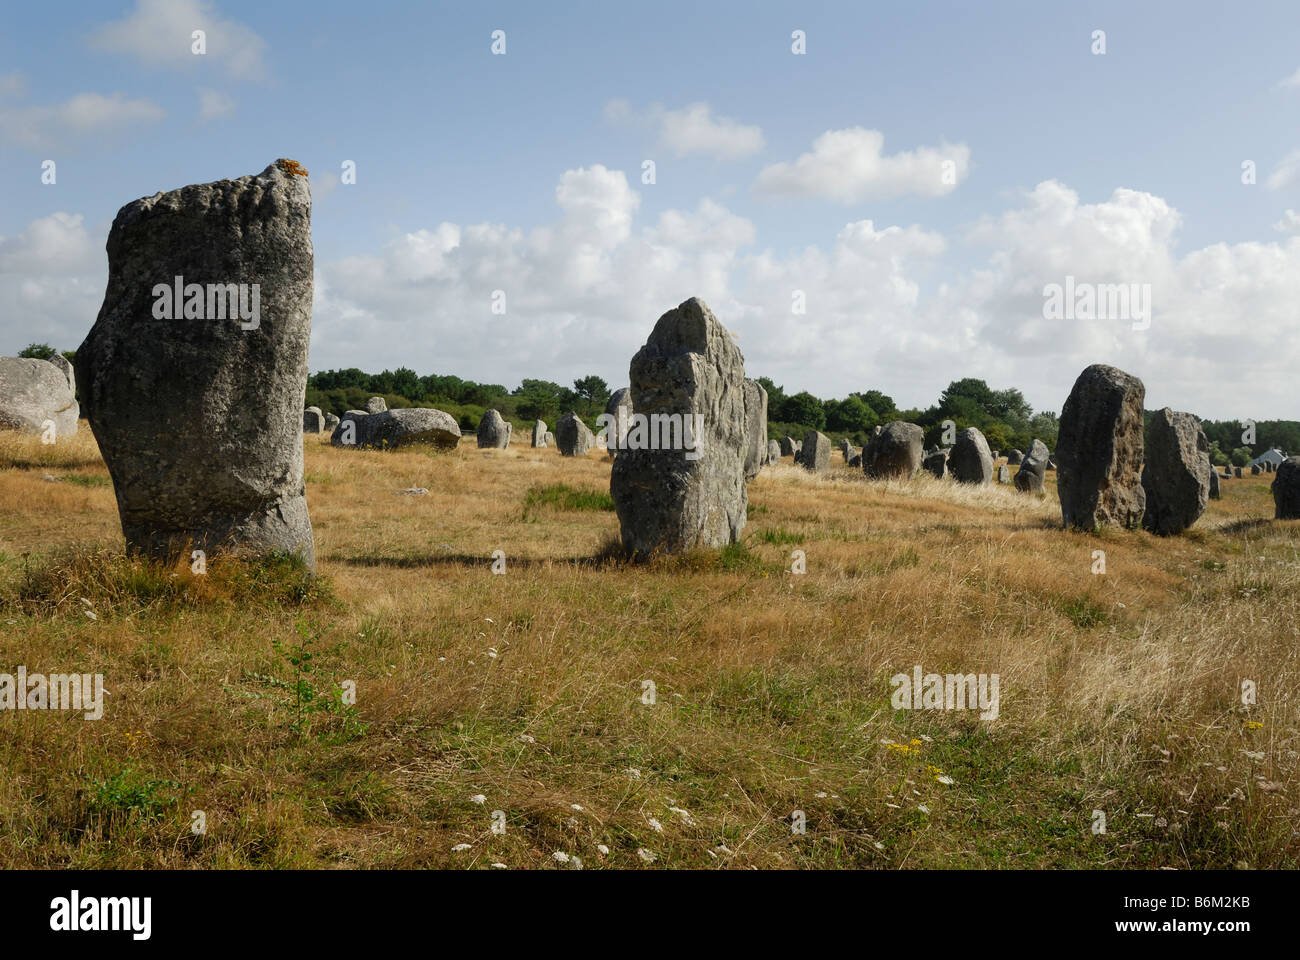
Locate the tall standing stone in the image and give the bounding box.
[303,406,324,433]
[863,421,924,479]
[556,411,595,456]
[767,439,781,464]
[1208,464,1221,500]
[1056,364,1146,530]
[476,408,511,448]
[950,427,994,485]
[532,420,548,447]
[742,379,768,481]
[610,297,747,556]
[795,429,830,473]
[1273,457,1300,518]
[76,159,316,567]
[1141,408,1210,535]
[780,436,797,457]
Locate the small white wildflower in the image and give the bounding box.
[917,804,930,814]
[626,768,641,779]
[451,843,472,852]
[552,851,570,864]
[490,862,508,869]
[571,803,583,811]
[636,848,656,863]
[648,817,664,833]
[668,806,695,825]
[814,792,827,798]
[597,844,610,855]
[936,775,955,786]
[469,794,487,805]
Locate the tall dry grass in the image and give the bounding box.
[0,426,1295,868]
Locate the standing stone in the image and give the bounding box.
[1056,364,1146,530]
[863,421,924,479]
[1014,439,1049,494]
[997,464,1011,483]
[610,297,747,556]
[545,431,555,447]
[476,408,511,448]
[303,406,324,433]
[792,439,803,455]
[1046,458,1057,471]
[76,159,315,567]
[331,409,369,446]
[1234,466,1243,478]
[323,412,340,431]
[556,411,595,456]
[780,436,797,456]
[742,379,768,482]
[1140,410,1210,535]
[604,387,633,454]
[767,439,781,464]
[1208,465,1221,500]
[1251,464,1262,476]
[795,430,830,473]
[1273,457,1300,518]
[922,448,948,479]
[950,427,994,485]
[532,420,548,447]
[838,437,852,458]
[366,396,387,414]
[1006,449,1023,465]
[0,354,79,438]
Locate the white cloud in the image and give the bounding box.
[0,213,105,354]
[0,90,165,149]
[198,88,235,120]
[1279,66,1300,88]
[1274,209,1300,233]
[89,0,268,81]
[6,173,1296,422]
[1265,148,1300,190]
[606,100,765,160]
[754,127,970,202]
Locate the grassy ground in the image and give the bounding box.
[0,426,1296,869]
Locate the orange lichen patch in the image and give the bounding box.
[277,158,309,178]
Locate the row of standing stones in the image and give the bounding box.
[14,160,1288,574]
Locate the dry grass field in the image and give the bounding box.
[0,426,1296,869]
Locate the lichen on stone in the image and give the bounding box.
[277,158,309,178]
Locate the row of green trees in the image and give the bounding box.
[16,343,1296,462]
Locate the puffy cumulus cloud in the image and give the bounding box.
[89,0,268,81]
[605,100,765,160]
[754,127,970,202]
[312,171,1298,420]
[1265,148,1300,190]
[909,182,1300,419]
[8,173,1295,423]
[0,88,165,150]
[0,213,105,353]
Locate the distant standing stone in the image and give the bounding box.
[604,387,633,454]
[557,411,595,456]
[1273,457,1300,518]
[1208,465,1221,500]
[323,412,340,431]
[863,421,924,479]
[532,420,548,447]
[545,430,555,447]
[477,408,511,448]
[1014,438,1049,494]
[303,406,324,433]
[796,429,831,473]
[1251,464,1262,476]
[922,448,948,479]
[742,379,768,482]
[997,465,1010,483]
[0,354,80,438]
[366,396,387,414]
[767,439,781,464]
[950,427,994,485]
[1056,364,1146,530]
[1007,449,1023,465]
[780,436,797,456]
[1234,467,1242,478]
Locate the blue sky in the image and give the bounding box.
[2,0,1298,419]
